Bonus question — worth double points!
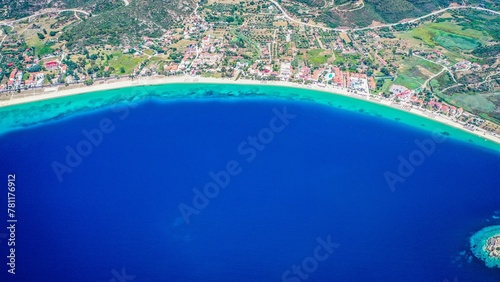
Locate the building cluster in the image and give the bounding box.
[0,59,71,91]
[2,68,45,91]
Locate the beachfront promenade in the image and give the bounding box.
[1,74,499,145]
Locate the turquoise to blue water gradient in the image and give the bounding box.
[0,84,499,281]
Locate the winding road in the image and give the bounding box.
[0,8,91,27]
[267,0,500,32]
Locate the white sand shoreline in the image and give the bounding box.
[1,75,499,146]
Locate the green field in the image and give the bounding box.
[36,44,54,56]
[403,21,489,51]
[448,93,496,113]
[107,52,147,74]
[300,49,331,66]
[434,33,480,51]
[393,74,422,90]
[333,51,360,65]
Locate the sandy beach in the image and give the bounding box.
[1,75,499,145]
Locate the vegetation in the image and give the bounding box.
[301,49,331,66]
[293,0,499,28]
[61,0,194,48]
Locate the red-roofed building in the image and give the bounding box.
[9,68,17,81]
[440,104,450,114]
[60,64,67,74]
[368,77,376,89]
[312,68,324,82]
[298,66,310,79]
[45,61,59,70]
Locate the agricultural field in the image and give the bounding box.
[444,92,500,122]
[393,57,442,90]
[396,11,498,66]
[403,21,488,50]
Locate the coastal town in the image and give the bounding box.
[0,1,499,139]
[0,1,499,280]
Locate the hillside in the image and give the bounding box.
[0,0,123,20]
[291,0,500,28]
[61,0,195,48]
[1,0,194,48]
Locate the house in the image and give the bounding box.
[297,66,310,79]
[199,53,221,66]
[170,64,179,73]
[332,68,344,87]
[440,104,450,114]
[410,96,423,106]
[312,68,325,82]
[9,68,17,81]
[45,61,59,70]
[60,64,67,74]
[24,74,35,88]
[368,77,376,90]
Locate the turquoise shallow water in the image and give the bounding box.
[0,84,499,281]
[470,225,500,268]
[0,83,499,152]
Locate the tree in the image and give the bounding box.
[37,33,45,40]
[381,67,390,76]
[27,64,42,72]
[84,79,94,86]
[120,67,125,73]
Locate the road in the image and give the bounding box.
[0,8,91,27]
[413,54,456,83]
[267,0,500,32]
[423,68,446,89]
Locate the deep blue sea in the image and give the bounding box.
[0,95,499,281]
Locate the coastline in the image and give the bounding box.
[0,75,499,148]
